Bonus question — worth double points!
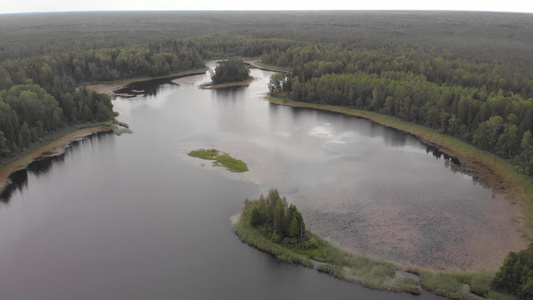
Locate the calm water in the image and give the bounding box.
[0,67,521,299]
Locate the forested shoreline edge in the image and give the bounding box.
[0,122,113,192]
[235,189,513,299]
[265,94,533,237]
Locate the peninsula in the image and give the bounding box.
[236,189,519,299]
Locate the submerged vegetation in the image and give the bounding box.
[235,189,420,293]
[188,148,248,173]
[237,189,525,299]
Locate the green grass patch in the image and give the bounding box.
[188,148,219,160]
[188,148,248,173]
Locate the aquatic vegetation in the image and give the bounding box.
[188,148,248,173]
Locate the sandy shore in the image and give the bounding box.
[87,69,208,97]
[0,125,112,191]
[87,81,135,96]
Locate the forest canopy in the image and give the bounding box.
[210,58,250,85]
[246,188,306,243]
[265,44,533,176]
[0,35,292,165]
[492,243,533,298]
[1,12,532,177]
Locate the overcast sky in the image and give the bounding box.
[1,0,532,14]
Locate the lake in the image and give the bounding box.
[0,66,523,299]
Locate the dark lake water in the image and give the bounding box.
[0,66,523,299]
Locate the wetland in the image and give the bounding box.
[0,67,525,299]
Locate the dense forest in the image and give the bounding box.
[247,188,307,243]
[210,58,250,84]
[0,35,293,165]
[1,11,532,174]
[492,244,533,298]
[266,44,533,176]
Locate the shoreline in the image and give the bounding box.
[87,59,277,96]
[244,58,290,72]
[264,97,502,191]
[234,202,493,299]
[94,69,530,273]
[234,218,422,294]
[235,196,521,299]
[264,95,533,238]
[199,77,255,89]
[2,67,522,298]
[0,125,113,192]
[90,69,530,272]
[87,68,208,96]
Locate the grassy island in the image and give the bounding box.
[187,148,248,173]
[235,189,519,299]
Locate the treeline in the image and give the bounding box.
[263,44,533,98]
[265,44,533,176]
[0,84,113,157]
[248,188,306,243]
[3,28,533,176]
[0,35,295,165]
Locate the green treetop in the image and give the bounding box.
[210,58,250,85]
[248,188,306,243]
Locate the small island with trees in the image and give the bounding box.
[202,58,253,89]
[187,148,248,173]
[236,188,533,299]
[235,188,423,294]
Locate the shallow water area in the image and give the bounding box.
[0,67,524,299]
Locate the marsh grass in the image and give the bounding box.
[213,152,248,173]
[417,271,515,299]
[188,148,248,173]
[236,201,424,295]
[188,148,219,160]
[235,192,523,299]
